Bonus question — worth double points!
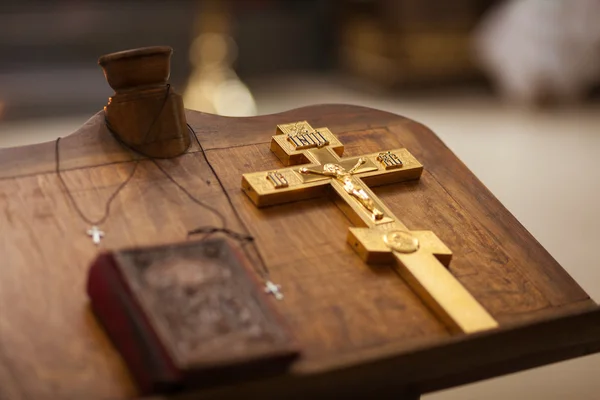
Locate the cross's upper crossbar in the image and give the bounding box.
[241,146,422,210]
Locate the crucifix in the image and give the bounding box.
[87,225,105,245]
[241,121,498,334]
[264,280,284,300]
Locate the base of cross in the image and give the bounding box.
[349,227,498,333]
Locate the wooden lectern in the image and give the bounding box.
[0,49,599,400]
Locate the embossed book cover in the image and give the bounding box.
[87,239,299,394]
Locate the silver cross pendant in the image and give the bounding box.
[264,280,283,300]
[86,225,105,245]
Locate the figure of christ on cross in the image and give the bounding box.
[241,121,499,334]
[299,158,385,221]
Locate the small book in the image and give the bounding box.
[87,239,299,395]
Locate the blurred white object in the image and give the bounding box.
[183,3,257,117]
[183,32,257,117]
[475,0,600,106]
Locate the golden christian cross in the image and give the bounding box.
[241,121,498,333]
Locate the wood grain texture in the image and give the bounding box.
[0,105,598,399]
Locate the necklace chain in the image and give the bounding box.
[55,138,139,227]
[54,99,274,289]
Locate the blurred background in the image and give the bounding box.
[0,0,599,399]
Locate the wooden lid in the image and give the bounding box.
[98,46,173,91]
[97,46,172,65]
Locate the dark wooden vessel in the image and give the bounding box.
[99,46,190,158]
[0,105,599,400]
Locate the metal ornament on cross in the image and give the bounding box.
[241,121,499,334]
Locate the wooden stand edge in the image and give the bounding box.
[138,304,600,399]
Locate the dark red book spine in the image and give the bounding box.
[87,253,182,395]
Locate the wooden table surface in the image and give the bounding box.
[0,105,599,399]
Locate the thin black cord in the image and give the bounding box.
[187,226,253,242]
[105,120,272,280]
[103,84,176,160]
[141,84,172,144]
[55,84,172,227]
[102,122,228,230]
[104,120,268,279]
[149,156,227,230]
[55,137,139,226]
[56,86,272,281]
[187,123,272,280]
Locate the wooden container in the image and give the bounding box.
[99,46,190,158]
